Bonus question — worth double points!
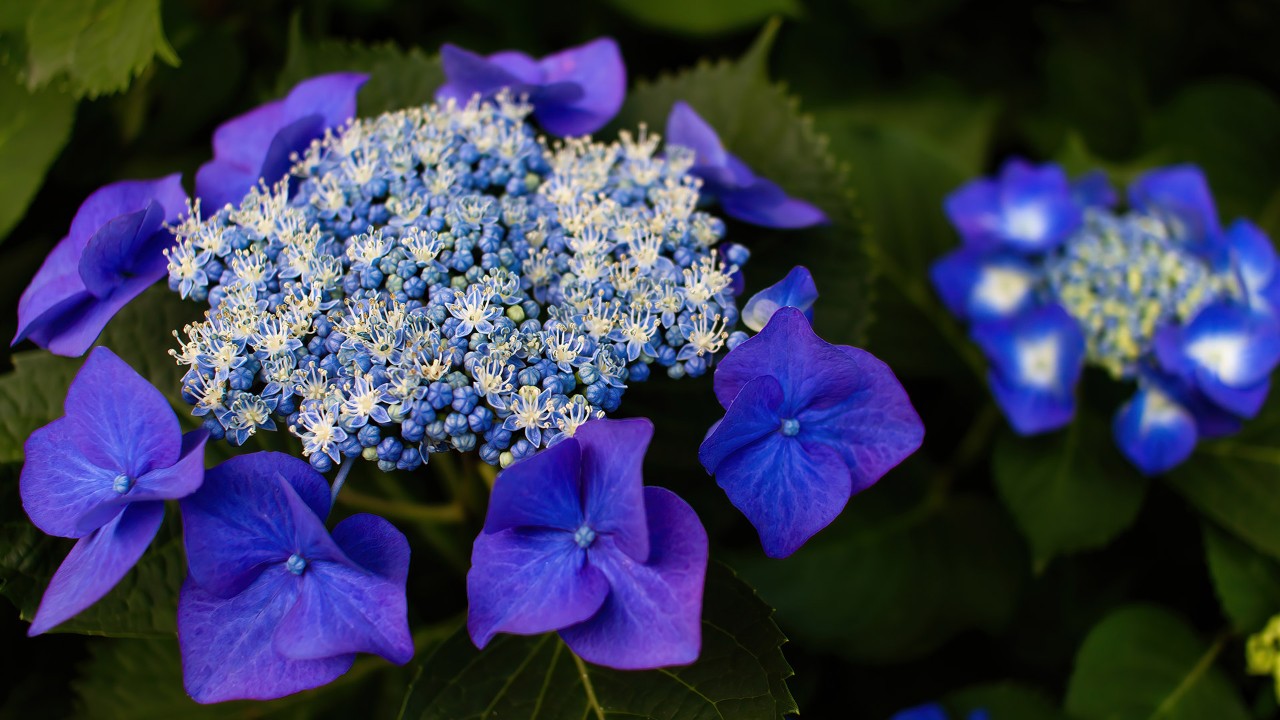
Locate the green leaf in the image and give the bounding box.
[0,285,201,464]
[603,0,801,36]
[1065,604,1248,720]
[992,408,1149,567]
[397,562,797,719]
[1165,400,1280,562]
[734,475,1025,664]
[616,20,874,346]
[815,94,996,379]
[278,19,443,118]
[25,0,178,97]
[947,682,1065,720]
[0,69,75,240]
[1203,523,1280,635]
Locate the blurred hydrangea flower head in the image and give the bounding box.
[14,175,187,357]
[167,95,749,472]
[437,38,625,137]
[934,161,1280,474]
[891,704,989,720]
[20,348,207,635]
[467,418,708,669]
[179,452,412,703]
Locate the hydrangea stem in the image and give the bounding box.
[335,487,465,524]
[330,457,355,508]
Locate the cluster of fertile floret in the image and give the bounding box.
[166,95,749,472]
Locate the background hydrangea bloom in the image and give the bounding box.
[467,418,708,669]
[20,348,207,635]
[933,161,1280,474]
[13,175,187,357]
[178,452,412,703]
[195,72,369,210]
[436,38,625,137]
[699,307,924,557]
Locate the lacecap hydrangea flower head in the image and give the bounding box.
[932,160,1280,474]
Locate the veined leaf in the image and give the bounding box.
[24,0,178,97]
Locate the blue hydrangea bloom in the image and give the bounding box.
[14,175,187,357]
[665,101,828,229]
[437,38,625,137]
[933,161,1280,474]
[467,418,708,670]
[20,347,207,635]
[178,452,412,703]
[698,307,924,558]
[891,704,989,720]
[167,96,748,472]
[196,72,368,210]
[742,265,818,332]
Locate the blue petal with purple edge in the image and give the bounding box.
[944,178,1003,249]
[665,101,731,177]
[180,452,335,598]
[742,266,818,332]
[274,514,413,665]
[995,159,1081,253]
[1113,386,1198,476]
[64,347,180,479]
[801,345,924,494]
[712,307,861,414]
[719,176,829,229]
[929,248,1039,324]
[72,429,208,537]
[575,418,652,563]
[559,487,707,670]
[1128,165,1220,245]
[1071,170,1117,209]
[483,435,584,534]
[14,175,186,357]
[466,527,609,648]
[437,39,624,137]
[1179,303,1280,389]
[714,433,851,559]
[21,418,130,538]
[179,570,352,704]
[972,304,1085,435]
[196,73,367,209]
[1223,219,1279,312]
[699,375,785,474]
[28,501,165,636]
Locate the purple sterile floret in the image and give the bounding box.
[467,417,708,670]
[665,101,828,229]
[1152,303,1280,419]
[196,73,368,210]
[178,451,412,703]
[1128,165,1220,249]
[929,248,1040,325]
[14,175,187,357]
[943,158,1081,254]
[699,307,924,558]
[1112,382,1199,476]
[20,347,207,635]
[436,38,625,137]
[742,266,819,332]
[971,303,1086,435]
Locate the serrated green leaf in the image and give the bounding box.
[1203,523,1280,635]
[992,408,1148,566]
[25,0,177,97]
[603,0,801,36]
[734,474,1024,664]
[0,69,75,241]
[1165,400,1280,562]
[1066,605,1248,720]
[397,562,797,719]
[947,682,1065,720]
[0,285,202,463]
[616,20,874,347]
[278,18,443,118]
[816,100,993,379]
